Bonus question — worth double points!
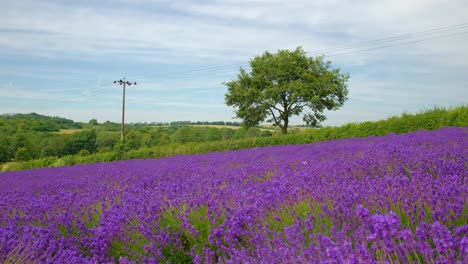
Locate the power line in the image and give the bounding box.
[127,22,468,82]
[129,63,248,81]
[309,22,468,55]
[131,65,247,84]
[31,84,114,112]
[326,30,468,57]
[25,22,468,111]
[34,24,468,111]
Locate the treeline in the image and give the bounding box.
[0,113,84,162]
[113,121,241,127]
[2,106,466,172]
[0,129,99,163]
[158,121,241,126]
[98,126,272,153]
[0,113,81,132]
[0,115,269,163]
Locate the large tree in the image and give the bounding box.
[224,47,350,134]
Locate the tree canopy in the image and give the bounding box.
[224,47,350,134]
[0,112,264,163]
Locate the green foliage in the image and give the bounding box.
[107,205,218,263]
[0,112,81,130]
[98,147,112,153]
[170,126,239,144]
[109,230,150,263]
[78,149,91,157]
[261,130,273,137]
[169,120,240,127]
[232,127,262,139]
[88,119,98,126]
[0,113,84,163]
[65,130,97,155]
[155,205,224,262]
[171,126,199,144]
[96,132,119,151]
[3,106,467,172]
[265,200,332,244]
[124,130,142,150]
[40,145,57,158]
[0,135,13,163]
[15,147,31,161]
[225,46,350,134]
[0,117,246,166]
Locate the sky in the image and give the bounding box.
[1,0,467,126]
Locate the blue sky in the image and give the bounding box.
[1,0,467,126]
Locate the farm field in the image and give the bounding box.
[51,129,83,135]
[188,125,276,131]
[0,127,467,263]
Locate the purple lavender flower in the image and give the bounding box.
[0,127,466,262]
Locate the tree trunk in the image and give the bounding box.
[281,126,287,134]
[281,118,289,134]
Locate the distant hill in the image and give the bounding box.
[0,113,82,132]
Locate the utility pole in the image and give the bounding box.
[114,79,137,143]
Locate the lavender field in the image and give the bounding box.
[1,127,467,263]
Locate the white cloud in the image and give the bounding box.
[2,0,467,66]
[1,0,467,124]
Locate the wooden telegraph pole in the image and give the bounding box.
[114,78,137,150]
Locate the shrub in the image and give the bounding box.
[15,147,31,161]
[78,149,91,157]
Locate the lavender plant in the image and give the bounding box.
[1,127,467,263]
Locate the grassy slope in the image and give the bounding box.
[2,106,467,172]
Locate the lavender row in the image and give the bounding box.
[1,127,467,263]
